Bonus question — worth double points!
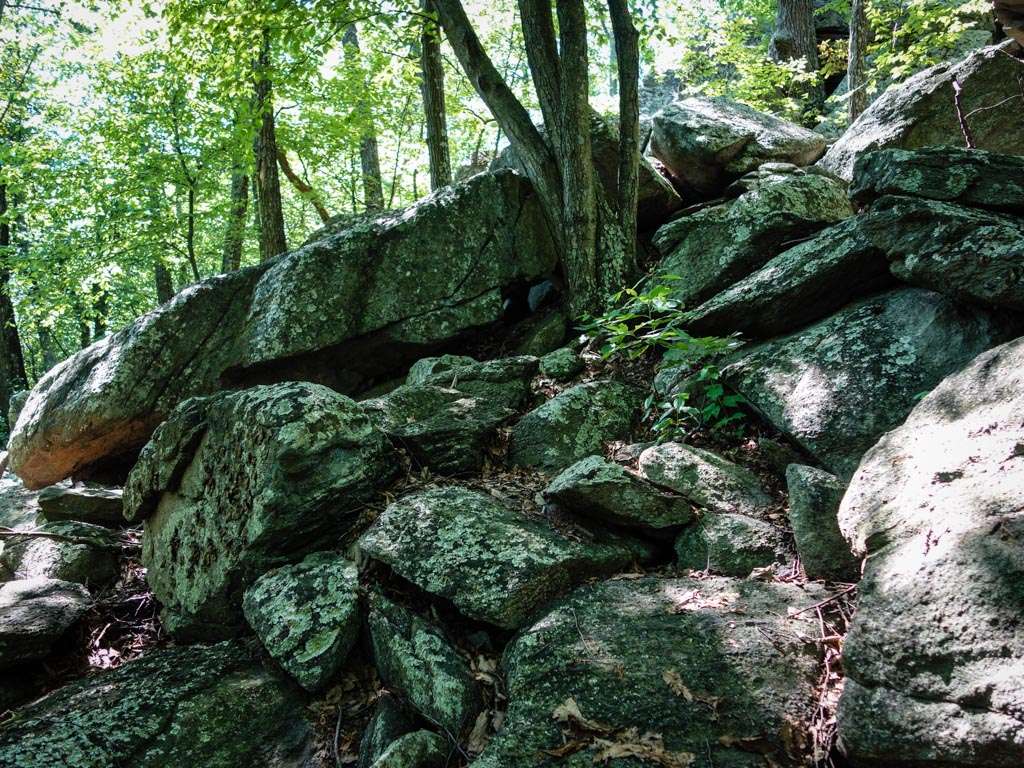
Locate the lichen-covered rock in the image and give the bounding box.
[0,578,89,669]
[406,355,477,385]
[675,513,789,576]
[509,381,642,472]
[370,731,447,768]
[473,576,825,768]
[638,442,775,517]
[538,346,584,382]
[0,521,120,588]
[544,455,694,529]
[835,336,1024,767]
[785,465,857,582]
[723,288,1016,478]
[6,391,27,436]
[650,97,828,197]
[651,167,853,306]
[9,170,556,490]
[0,641,315,767]
[818,43,1024,181]
[358,486,650,629]
[412,355,539,410]
[358,694,418,768]
[849,146,1024,215]
[126,382,399,639]
[37,485,123,528]
[683,216,894,339]
[242,552,360,692]
[362,385,513,475]
[367,592,482,737]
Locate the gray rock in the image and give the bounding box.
[358,694,418,768]
[0,521,121,588]
[723,288,1016,478]
[37,485,123,528]
[370,731,447,768]
[538,346,584,382]
[638,442,775,517]
[651,168,853,306]
[785,465,857,582]
[9,170,556,490]
[0,641,315,767]
[406,355,477,385]
[509,380,642,472]
[473,576,825,767]
[544,455,694,529]
[683,216,894,339]
[850,146,1024,215]
[0,578,89,669]
[358,486,650,629]
[835,336,1024,766]
[511,309,566,357]
[675,513,788,576]
[242,552,360,692]
[413,355,538,410]
[367,592,481,737]
[6,391,27,435]
[362,384,513,475]
[126,382,399,639]
[818,43,1024,181]
[0,472,41,534]
[650,96,827,197]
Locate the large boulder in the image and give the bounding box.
[125,382,400,639]
[651,166,853,306]
[723,288,1016,478]
[242,552,361,692]
[0,521,121,588]
[650,97,827,197]
[835,336,1024,766]
[9,170,556,490]
[358,486,650,629]
[0,578,89,669]
[0,641,315,767]
[473,576,825,767]
[818,43,1024,181]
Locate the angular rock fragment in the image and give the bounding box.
[0,578,89,669]
[0,521,121,588]
[538,346,584,382]
[359,694,418,768]
[37,485,123,528]
[785,464,858,582]
[411,355,539,410]
[675,513,789,576]
[370,731,447,768]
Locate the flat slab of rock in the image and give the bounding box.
[358,486,650,629]
[785,465,857,582]
[368,592,481,737]
[0,521,121,588]
[650,96,827,197]
[651,167,853,306]
[37,485,123,527]
[675,512,789,576]
[407,355,538,411]
[835,336,1024,766]
[126,382,399,639]
[723,288,1015,478]
[0,578,89,669]
[638,442,774,517]
[509,381,642,472]
[0,641,314,767]
[818,43,1024,180]
[473,576,825,767]
[544,455,694,529]
[850,146,1024,215]
[242,552,360,692]
[9,170,555,489]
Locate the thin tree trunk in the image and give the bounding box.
[276,149,331,224]
[221,165,248,272]
[420,0,452,190]
[185,184,200,281]
[770,0,823,108]
[608,0,640,279]
[848,0,869,122]
[253,30,288,261]
[0,181,27,428]
[343,24,386,212]
[154,262,174,303]
[91,285,108,339]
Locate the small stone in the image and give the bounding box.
[538,346,584,382]
[675,513,789,576]
[638,442,774,516]
[242,552,361,692]
[512,309,567,357]
[0,521,121,588]
[406,355,478,385]
[786,465,858,582]
[0,578,90,669]
[358,694,418,768]
[37,485,123,528]
[367,592,482,737]
[544,455,693,529]
[370,730,447,768]
[414,355,539,410]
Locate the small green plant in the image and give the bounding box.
[580,276,747,441]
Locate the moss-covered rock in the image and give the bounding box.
[406,355,478,385]
[37,485,124,528]
[538,346,584,382]
[370,730,447,768]
[358,694,418,768]
[544,455,694,529]
[359,486,650,629]
[0,578,90,669]
[509,381,642,472]
[0,521,120,588]
[785,464,858,582]
[0,641,315,767]
[126,382,399,639]
[242,552,361,692]
[412,355,539,410]
[367,592,482,737]
[675,513,789,576]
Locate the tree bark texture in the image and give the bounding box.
[221,165,249,272]
[276,149,330,224]
[0,180,28,424]
[608,0,640,280]
[847,0,869,122]
[343,24,387,212]
[770,0,823,107]
[253,30,288,262]
[420,0,453,190]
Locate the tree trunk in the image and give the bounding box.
[343,24,386,212]
[276,149,331,224]
[185,183,200,281]
[0,181,27,422]
[608,0,640,281]
[221,165,248,272]
[420,0,453,190]
[91,284,108,339]
[253,30,288,261]
[848,0,869,122]
[770,0,823,108]
[154,262,174,303]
